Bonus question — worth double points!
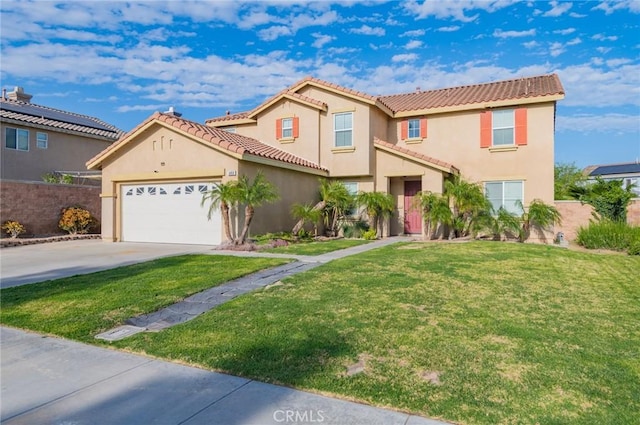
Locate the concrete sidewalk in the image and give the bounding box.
[1,327,449,425]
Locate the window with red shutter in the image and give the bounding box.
[401,120,408,140]
[480,111,492,148]
[515,108,527,146]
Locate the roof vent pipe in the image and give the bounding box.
[164,106,182,117]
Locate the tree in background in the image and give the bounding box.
[291,202,322,236]
[554,162,586,200]
[201,181,240,243]
[570,177,635,222]
[444,176,490,238]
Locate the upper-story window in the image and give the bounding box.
[281,118,293,138]
[480,108,527,148]
[409,119,420,138]
[402,118,427,140]
[275,117,298,140]
[334,112,353,147]
[5,128,29,151]
[37,132,48,149]
[492,110,514,146]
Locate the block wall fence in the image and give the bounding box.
[0,180,101,237]
[554,199,640,241]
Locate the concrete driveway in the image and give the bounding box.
[0,239,214,288]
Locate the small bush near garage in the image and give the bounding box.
[576,220,640,254]
[59,206,97,234]
[2,220,26,238]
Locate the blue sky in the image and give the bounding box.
[1,0,639,168]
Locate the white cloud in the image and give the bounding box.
[312,33,334,48]
[553,28,576,35]
[569,12,587,17]
[543,1,572,17]
[117,104,166,113]
[258,25,292,41]
[402,0,518,22]
[401,29,426,37]
[349,25,385,36]
[592,33,618,41]
[566,37,582,46]
[596,46,612,54]
[549,42,566,57]
[437,25,461,32]
[592,0,640,15]
[405,40,423,49]
[391,54,418,63]
[523,41,539,49]
[557,113,640,133]
[493,29,536,38]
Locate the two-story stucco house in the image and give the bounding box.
[1,87,124,183]
[88,74,564,244]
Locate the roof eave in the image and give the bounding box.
[247,93,327,119]
[242,153,329,177]
[374,142,458,175]
[394,93,565,118]
[205,117,256,127]
[0,116,121,143]
[291,80,377,106]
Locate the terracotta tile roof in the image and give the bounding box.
[0,98,124,141]
[374,138,459,174]
[205,111,250,123]
[88,112,326,172]
[377,74,564,113]
[292,76,378,102]
[206,88,327,124]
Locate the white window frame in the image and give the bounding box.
[281,117,293,139]
[408,118,420,139]
[334,112,353,147]
[5,127,29,151]
[492,109,515,146]
[223,127,236,133]
[36,132,48,149]
[485,180,523,215]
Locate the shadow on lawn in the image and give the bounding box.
[212,325,353,387]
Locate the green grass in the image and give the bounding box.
[260,238,371,255]
[0,255,288,341]
[2,243,639,424]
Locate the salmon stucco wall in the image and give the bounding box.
[554,199,640,241]
[0,180,101,236]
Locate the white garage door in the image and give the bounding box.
[121,182,222,245]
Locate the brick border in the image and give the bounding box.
[0,234,101,248]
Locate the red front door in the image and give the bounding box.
[404,180,422,234]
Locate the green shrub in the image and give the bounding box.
[628,239,640,256]
[342,219,369,238]
[362,229,377,240]
[576,220,640,252]
[59,207,96,234]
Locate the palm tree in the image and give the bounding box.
[320,180,355,236]
[356,191,395,237]
[201,181,240,243]
[517,199,562,242]
[291,202,322,236]
[414,191,452,239]
[236,171,280,245]
[444,176,490,238]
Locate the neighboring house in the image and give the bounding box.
[89,74,564,244]
[583,162,640,196]
[1,87,123,183]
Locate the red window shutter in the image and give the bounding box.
[480,111,492,148]
[420,118,427,138]
[275,118,282,140]
[293,117,299,138]
[401,120,408,140]
[515,108,527,146]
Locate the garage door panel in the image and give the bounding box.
[121,182,221,245]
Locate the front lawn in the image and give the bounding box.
[0,255,288,341]
[260,238,371,255]
[2,242,638,424]
[117,242,639,425]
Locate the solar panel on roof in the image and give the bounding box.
[0,101,115,133]
[590,163,640,176]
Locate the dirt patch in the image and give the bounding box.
[419,370,442,385]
